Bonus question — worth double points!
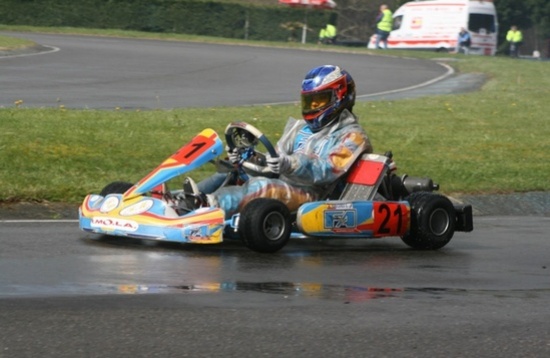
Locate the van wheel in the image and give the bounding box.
[239,199,291,253]
[401,192,456,250]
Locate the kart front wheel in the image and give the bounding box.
[401,192,456,250]
[239,198,291,253]
[99,181,134,196]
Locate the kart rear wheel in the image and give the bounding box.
[239,198,291,253]
[401,192,456,250]
[99,181,134,196]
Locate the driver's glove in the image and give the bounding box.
[266,154,291,174]
[226,146,240,164]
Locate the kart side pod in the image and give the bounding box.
[297,200,411,238]
[324,152,473,237]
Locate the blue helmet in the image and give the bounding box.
[301,65,356,132]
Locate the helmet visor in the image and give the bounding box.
[301,90,333,114]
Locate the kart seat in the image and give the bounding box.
[322,151,376,201]
[336,152,389,201]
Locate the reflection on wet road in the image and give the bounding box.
[1,216,549,300]
[2,217,550,356]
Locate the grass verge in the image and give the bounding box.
[0,27,549,204]
[0,33,35,49]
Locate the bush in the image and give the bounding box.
[0,0,334,43]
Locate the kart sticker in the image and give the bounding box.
[171,130,218,164]
[184,225,209,240]
[119,199,154,216]
[324,210,357,229]
[100,196,120,213]
[91,217,139,232]
[183,224,222,243]
[372,202,409,237]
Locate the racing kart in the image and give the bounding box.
[79,122,473,253]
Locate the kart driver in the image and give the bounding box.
[184,65,373,218]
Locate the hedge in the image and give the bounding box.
[0,0,334,43]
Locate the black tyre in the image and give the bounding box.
[239,199,291,253]
[99,181,134,196]
[401,192,456,250]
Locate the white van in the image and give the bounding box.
[368,0,499,55]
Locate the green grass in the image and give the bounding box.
[0,25,327,50]
[0,33,35,49]
[1,27,549,204]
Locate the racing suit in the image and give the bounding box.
[207,109,372,218]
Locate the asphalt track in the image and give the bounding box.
[1,32,457,109]
[1,33,550,357]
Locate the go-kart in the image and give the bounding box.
[79,122,473,253]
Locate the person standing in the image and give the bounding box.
[318,23,337,44]
[506,25,523,58]
[374,4,393,49]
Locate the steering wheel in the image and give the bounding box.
[224,122,278,178]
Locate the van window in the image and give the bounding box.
[392,15,403,31]
[468,14,496,34]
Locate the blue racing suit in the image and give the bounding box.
[207,109,372,218]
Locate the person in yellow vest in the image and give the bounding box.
[375,4,393,49]
[506,25,523,58]
[318,23,337,44]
